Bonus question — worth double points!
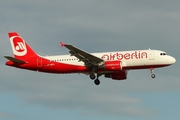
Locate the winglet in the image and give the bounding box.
[60,42,65,47]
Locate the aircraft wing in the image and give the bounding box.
[60,42,104,66]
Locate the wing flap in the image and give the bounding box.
[4,56,26,64]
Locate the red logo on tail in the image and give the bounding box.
[14,42,26,52]
[11,36,27,56]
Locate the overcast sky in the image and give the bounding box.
[0,0,180,120]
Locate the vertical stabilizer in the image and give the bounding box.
[8,32,38,60]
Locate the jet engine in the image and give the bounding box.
[105,70,127,80]
[99,61,122,71]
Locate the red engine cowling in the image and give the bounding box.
[100,61,122,71]
[105,70,127,80]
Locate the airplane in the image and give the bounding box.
[4,32,176,85]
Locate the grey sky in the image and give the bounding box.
[0,0,179,119]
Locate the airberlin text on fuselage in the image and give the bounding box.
[101,51,148,60]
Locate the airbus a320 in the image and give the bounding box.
[5,32,176,85]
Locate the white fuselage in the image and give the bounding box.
[43,49,176,69]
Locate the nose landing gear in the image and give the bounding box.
[150,68,155,78]
[151,74,155,78]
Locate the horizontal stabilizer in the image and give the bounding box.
[4,56,26,64]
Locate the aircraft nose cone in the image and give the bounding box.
[168,56,176,64]
[171,57,176,64]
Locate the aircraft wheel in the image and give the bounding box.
[90,73,96,80]
[94,79,100,85]
[151,74,155,78]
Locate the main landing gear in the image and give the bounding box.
[89,73,101,85]
[150,68,155,78]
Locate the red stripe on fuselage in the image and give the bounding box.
[7,56,170,74]
[7,57,88,74]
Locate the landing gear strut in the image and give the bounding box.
[150,68,155,78]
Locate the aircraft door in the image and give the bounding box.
[149,50,155,60]
[37,57,42,67]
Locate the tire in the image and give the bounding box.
[90,73,96,80]
[94,79,100,85]
[151,74,155,78]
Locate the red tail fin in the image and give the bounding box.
[8,32,38,60]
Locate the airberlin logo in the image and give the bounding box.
[10,36,27,56]
[15,42,26,51]
[101,51,148,60]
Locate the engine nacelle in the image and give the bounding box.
[99,61,122,71]
[105,70,127,80]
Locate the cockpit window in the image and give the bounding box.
[160,53,167,56]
